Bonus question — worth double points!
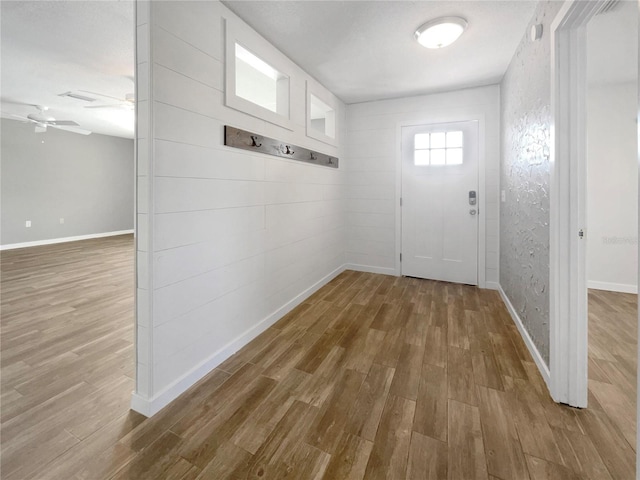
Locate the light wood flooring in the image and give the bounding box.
[587,289,637,460]
[0,235,637,479]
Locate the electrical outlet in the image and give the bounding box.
[25,220,31,228]
[59,218,65,224]
[501,190,506,203]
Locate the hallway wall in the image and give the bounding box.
[499,0,565,367]
[587,82,638,293]
[134,0,346,415]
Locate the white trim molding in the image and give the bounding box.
[588,281,638,294]
[498,286,551,388]
[345,263,397,276]
[0,230,134,251]
[636,2,640,477]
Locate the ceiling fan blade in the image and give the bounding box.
[84,104,124,109]
[79,90,125,102]
[0,99,38,108]
[2,113,31,122]
[49,124,92,135]
[48,120,79,126]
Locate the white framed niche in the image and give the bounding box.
[306,80,337,146]
[225,19,294,130]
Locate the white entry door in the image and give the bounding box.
[401,121,479,284]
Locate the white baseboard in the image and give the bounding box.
[345,263,397,276]
[587,280,637,294]
[484,281,500,291]
[0,230,134,251]
[130,392,153,417]
[497,285,551,389]
[130,264,347,417]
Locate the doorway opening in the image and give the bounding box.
[549,0,639,439]
[584,0,639,450]
[0,2,138,478]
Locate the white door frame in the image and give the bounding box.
[636,1,640,470]
[395,114,487,288]
[549,0,609,408]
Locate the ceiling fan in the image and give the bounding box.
[81,90,135,110]
[7,105,91,135]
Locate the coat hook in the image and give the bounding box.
[310,152,317,161]
[250,135,262,147]
[284,145,294,155]
[327,158,334,165]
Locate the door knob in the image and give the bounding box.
[469,209,477,215]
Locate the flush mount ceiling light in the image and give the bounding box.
[415,17,468,49]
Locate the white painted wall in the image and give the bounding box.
[1,119,134,247]
[345,85,501,286]
[587,82,639,293]
[134,0,346,415]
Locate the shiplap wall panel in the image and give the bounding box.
[133,0,346,415]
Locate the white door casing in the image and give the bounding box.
[401,121,480,285]
[550,0,624,409]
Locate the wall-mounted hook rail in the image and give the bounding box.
[224,126,339,168]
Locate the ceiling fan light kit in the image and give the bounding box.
[415,16,468,49]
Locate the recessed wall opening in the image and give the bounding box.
[234,42,290,116]
[309,93,335,139]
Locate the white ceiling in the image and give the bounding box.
[222,0,538,104]
[1,1,135,139]
[3,0,633,142]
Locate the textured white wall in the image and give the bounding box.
[587,83,638,293]
[134,0,346,415]
[345,85,501,285]
[500,0,564,367]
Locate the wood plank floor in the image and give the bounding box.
[0,235,138,480]
[587,289,638,467]
[0,236,636,479]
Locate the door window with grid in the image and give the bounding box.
[414,131,463,166]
